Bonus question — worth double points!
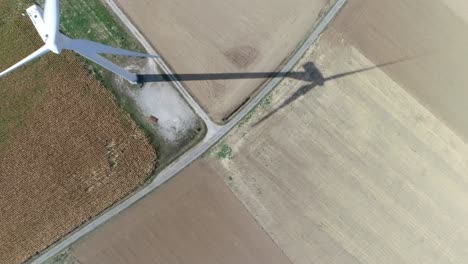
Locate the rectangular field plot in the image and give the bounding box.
[116,0,333,122]
[0,3,156,263]
[70,160,291,264]
[208,29,468,264]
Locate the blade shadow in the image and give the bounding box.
[137,61,326,83]
[253,83,317,126]
[137,57,410,126]
[252,59,405,126]
[137,59,403,84]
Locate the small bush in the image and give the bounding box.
[217,143,233,160]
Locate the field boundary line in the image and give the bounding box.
[29,0,347,263]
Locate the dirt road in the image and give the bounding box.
[333,0,468,142]
[69,160,291,264]
[114,0,331,122]
[208,24,468,263]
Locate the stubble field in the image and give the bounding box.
[208,23,468,264]
[334,0,468,141]
[0,2,156,263]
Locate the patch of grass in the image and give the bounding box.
[54,0,148,123]
[37,0,144,89]
[260,94,272,110]
[43,250,79,264]
[52,0,205,172]
[217,143,233,160]
[236,93,273,129]
[237,108,255,129]
[39,0,164,154]
[36,0,140,50]
[61,0,139,49]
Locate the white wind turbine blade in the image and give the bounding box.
[0,45,50,77]
[63,38,158,58]
[75,50,139,84]
[43,0,60,44]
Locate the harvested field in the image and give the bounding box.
[115,0,332,122]
[0,3,155,264]
[334,0,468,142]
[69,160,291,264]
[207,24,468,264]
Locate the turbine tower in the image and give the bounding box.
[0,0,157,84]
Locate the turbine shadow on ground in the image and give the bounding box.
[252,59,405,126]
[137,59,408,125]
[138,62,329,83]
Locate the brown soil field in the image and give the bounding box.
[115,0,332,123]
[0,12,155,264]
[207,21,468,264]
[334,0,468,142]
[69,160,291,264]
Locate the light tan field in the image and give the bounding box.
[334,0,468,142]
[115,0,331,122]
[207,20,468,264]
[70,160,291,264]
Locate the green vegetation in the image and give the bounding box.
[38,0,140,50]
[217,93,275,161]
[260,94,272,110]
[217,143,233,160]
[237,109,255,128]
[1,0,139,148]
[41,0,165,156]
[43,250,79,264]
[237,93,274,129]
[2,0,205,167]
[55,0,170,163]
[53,0,205,171]
[38,0,144,88]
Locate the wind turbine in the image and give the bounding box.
[0,0,157,84]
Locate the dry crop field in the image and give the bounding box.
[115,0,333,123]
[334,0,468,141]
[207,19,468,264]
[68,160,291,264]
[0,2,155,263]
[40,1,468,263]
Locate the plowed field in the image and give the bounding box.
[70,160,291,264]
[115,0,333,123]
[0,3,156,264]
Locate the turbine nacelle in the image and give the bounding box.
[46,39,62,54]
